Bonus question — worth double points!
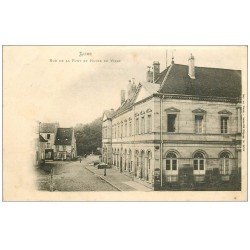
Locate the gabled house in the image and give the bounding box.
[39,122,59,160]
[54,128,77,160]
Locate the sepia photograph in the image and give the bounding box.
[2,45,247,201]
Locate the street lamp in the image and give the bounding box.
[104,165,107,176]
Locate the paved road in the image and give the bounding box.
[36,160,118,191]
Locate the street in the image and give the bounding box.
[36,155,152,192]
[36,158,118,192]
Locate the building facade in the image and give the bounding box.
[102,55,242,189]
[37,123,77,161]
[54,128,77,160]
[39,122,59,161]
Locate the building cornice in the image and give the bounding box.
[154,93,241,103]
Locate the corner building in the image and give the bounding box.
[102,55,242,189]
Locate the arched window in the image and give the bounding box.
[220,152,230,175]
[146,151,152,181]
[193,152,205,173]
[114,149,116,166]
[128,149,132,172]
[124,149,127,170]
[147,151,152,170]
[166,152,177,171]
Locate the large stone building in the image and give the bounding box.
[102,54,242,189]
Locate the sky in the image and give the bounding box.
[4,46,246,127]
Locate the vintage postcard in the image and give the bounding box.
[2,45,247,201]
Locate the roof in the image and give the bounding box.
[110,63,241,120]
[55,128,73,145]
[141,81,160,94]
[113,84,140,117]
[39,134,47,142]
[103,109,115,120]
[157,64,241,99]
[39,123,58,133]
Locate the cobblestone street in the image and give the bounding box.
[35,156,152,192]
[36,160,118,191]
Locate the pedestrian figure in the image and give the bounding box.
[80,158,82,163]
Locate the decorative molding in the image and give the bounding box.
[218,109,232,115]
[153,93,240,104]
[192,108,207,114]
[140,111,145,115]
[111,140,238,145]
[146,108,152,113]
[165,107,180,113]
[134,112,139,117]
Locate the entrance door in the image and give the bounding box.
[141,151,145,179]
[193,152,205,175]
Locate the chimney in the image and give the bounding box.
[188,54,195,79]
[146,67,153,82]
[153,61,160,81]
[121,90,126,105]
[127,80,132,99]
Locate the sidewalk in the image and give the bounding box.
[85,165,152,192]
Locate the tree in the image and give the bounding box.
[74,117,102,156]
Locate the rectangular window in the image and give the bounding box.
[221,117,228,134]
[195,115,203,133]
[141,117,145,134]
[135,118,139,135]
[172,159,177,170]
[166,160,171,170]
[200,160,204,170]
[125,122,127,137]
[63,145,66,151]
[147,115,152,133]
[121,124,123,138]
[194,159,198,170]
[129,121,132,136]
[167,114,176,132]
[47,134,50,139]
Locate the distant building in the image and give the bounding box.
[37,123,77,162]
[35,134,48,165]
[102,54,242,189]
[39,122,59,160]
[54,128,77,160]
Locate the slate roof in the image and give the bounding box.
[55,128,73,145]
[157,64,241,99]
[111,63,241,119]
[39,123,58,133]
